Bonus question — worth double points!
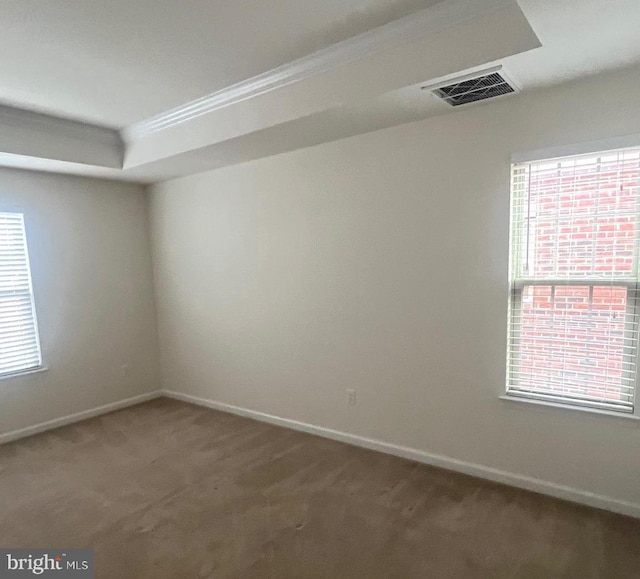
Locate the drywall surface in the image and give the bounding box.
[0,169,160,434]
[149,66,640,508]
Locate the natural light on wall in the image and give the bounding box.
[507,146,640,413]
[0,212,42,377]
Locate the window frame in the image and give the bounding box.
[505,138,640,419]
[0,210,44,380]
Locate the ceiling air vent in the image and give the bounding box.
[425,67,517,107]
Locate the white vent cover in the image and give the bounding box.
[423,66,519,107]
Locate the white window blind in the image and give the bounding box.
[507,147,640,413]
[0,212,42,377]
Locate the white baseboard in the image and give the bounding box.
[161,389,640,519]
[0,391,163,445]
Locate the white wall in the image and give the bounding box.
[0,169,160,434]
[149,66,640,510]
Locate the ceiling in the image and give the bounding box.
[0,0,639,183]
[0,0,440,127]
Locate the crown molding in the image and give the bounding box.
[122,0,514,141]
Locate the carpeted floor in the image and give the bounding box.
[0,398,639,578]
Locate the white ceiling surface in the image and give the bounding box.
[341,0,640,122]
[0,0,640,183]
[0,0,440,127]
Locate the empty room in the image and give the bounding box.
[1,0,640,577]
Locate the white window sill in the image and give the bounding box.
[0,366,48,381]
[499,394,640,421]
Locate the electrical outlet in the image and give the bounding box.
[121,364,129,377]
[346,388,357,406]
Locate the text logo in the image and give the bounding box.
[0,550,93,578]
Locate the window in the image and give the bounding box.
[507,146,640,413]
[0,212,42,377]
